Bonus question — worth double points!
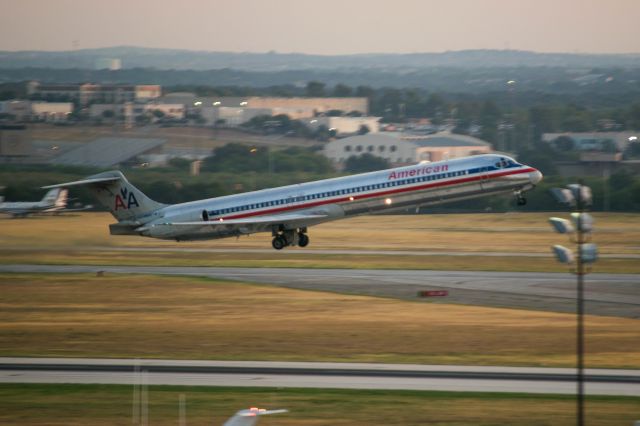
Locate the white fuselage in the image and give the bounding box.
[0,200,62,217]
[142,154,541,241]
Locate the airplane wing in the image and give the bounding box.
[138,212,330,238]
[223,408,288,426]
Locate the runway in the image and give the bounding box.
[1,358,639,396]
[1,264,639,317]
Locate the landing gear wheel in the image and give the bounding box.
[298,233,309,247]
[272,236,286,250]
[517,195,527,206]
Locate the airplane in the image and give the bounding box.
[43,154,542,250]
[223,407,288,426]
[0,188,68,218]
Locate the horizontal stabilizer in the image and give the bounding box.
[42,176,121,189]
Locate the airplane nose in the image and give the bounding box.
[529,170,543,185]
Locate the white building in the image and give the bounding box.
[306,116,380,135]
[144,103,185,119]
[89,103,185,120]
[159,94,369,120]
[324,132,492,167]
[199,106,273,126]
[31,102,73,121]
[542,132,639,152]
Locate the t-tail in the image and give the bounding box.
[41,188,63,205]
[54,189,68,209]
[43,171,166,223]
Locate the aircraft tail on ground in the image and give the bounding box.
[41,188,62,205]
[43,171,166,222]
[223,408,288,426]
[54,189,68,208]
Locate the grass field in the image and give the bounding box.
[1,212,639,272]
[2,273,639,368]
[1,384,639,426]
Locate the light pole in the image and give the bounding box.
[549,183,598,426]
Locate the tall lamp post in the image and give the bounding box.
[549,183,598,426]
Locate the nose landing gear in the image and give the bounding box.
[514,190,527,206]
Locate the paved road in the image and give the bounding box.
[2,264,639,317]
[1,358,638,396]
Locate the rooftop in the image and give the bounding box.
[51,137,166,168]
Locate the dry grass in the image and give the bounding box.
[1,273,639,368]
[2,249,640,273]
[1,212,638,253]
[1,384,638,426]
[1,212,639,272]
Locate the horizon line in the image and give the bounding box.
[2,45,640,57]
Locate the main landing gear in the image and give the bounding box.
[514,190,527,206]
[271,227,309,250]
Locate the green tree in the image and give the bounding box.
[306,81,326,97]
[355,85,375,99]
[425,94,448,119]
[554,136,575,151]
[332,84,353,97]
[626,103,640,130]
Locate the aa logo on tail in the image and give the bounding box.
[114,187,140,210]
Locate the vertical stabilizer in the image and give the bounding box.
[43,171,166,222]
[54,189,69,209]
[41,188,62,205]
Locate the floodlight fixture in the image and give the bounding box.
[567,184,593,206]
[552,245,575,264]
[581,243,598,264]
[549,217,574,234]
[570,212,594,233]
[550,188,576,206]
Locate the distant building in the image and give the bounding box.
[89,103,185,120]
[31,102,73,122]
[543,132,638,152]
[94,58,122,70]
[144,103,185,119]
[160,94,369,121]
[324,132,492,167]
[307,116,381,135]
[198,106,272,126]
[409,133,493,162]
[27,82,161,106]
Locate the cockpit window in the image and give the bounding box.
[495,158,510,168]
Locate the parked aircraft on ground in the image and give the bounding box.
[0,188,68,217]
[45,154,542,249]
[223,407,287,426]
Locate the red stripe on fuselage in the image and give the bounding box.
[215,167,536,221]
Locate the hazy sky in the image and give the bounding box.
[1,0,639,54]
